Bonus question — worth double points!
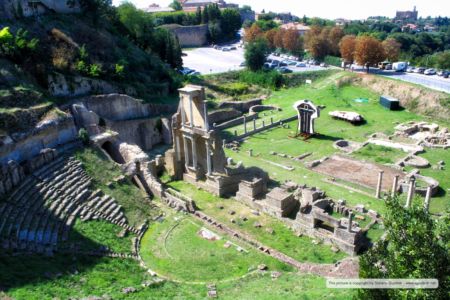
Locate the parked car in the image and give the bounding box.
[276,67,293,74]
[214,45,222,50]
[239,62,246,67]
[437,70,449,76]
[286,60,297,66]
[230,46,237,50]
[385,64,392,70]
[271,60,280,66]
[319,62,328,67]
[406,66,415,73]
[296,62,306,67]
[424,68,436,75]
[222,47,231,51]
[444,72,449,78]
[414,67,425,74]
[393,62,407,72]
[190,71,200,76]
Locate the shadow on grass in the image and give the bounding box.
[313,133,342,142]
[0,229,105,292]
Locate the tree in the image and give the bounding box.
[354,35,385,72]
[305,26,329,60]
[339,35,356,66]
[244,24,263,43]
[169,0,182,11]
[220,9,242,39]
[79,0,113,22]
[195,6,202,24]
[358,196,449,300]
[382,38,401,61]
[328,26,344,56]
[282,29,304,57]
[244,38,269,71]
[202,5,209,24]
[265,29,278,49]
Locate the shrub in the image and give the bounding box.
[218,82,249,96]
[88,63,102,77]
[78,128,90,145]
[75,60,88,73]
[239,70,283,89]
[324,55,342,67]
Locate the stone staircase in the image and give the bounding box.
[0,155,136,254]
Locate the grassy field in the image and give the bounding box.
[167,181,347,264]
[66,219,136,254]
[140,209,292,283]
[351,144,406,165]
[222,72,449,215]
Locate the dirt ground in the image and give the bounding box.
[312,155,405,191]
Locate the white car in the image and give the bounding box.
[424,68,436,75]
[296,62,306,67]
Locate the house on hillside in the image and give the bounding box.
[280,22,311,36]
[180,0,238,12]
[144,3,174,13]
[401,23,418,32]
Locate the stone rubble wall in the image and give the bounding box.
[0,116,78,165]
[165,24,209,47]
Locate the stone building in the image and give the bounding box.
[395,6,418,22]
[1,0,80,19]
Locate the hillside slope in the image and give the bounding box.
[0,14,180,134]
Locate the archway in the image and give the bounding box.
[101,141,125,164]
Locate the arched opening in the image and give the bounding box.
[99,118,106,127]
[101,141,125,164]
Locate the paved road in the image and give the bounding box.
[183,44,328,75]
[351,65,450,93]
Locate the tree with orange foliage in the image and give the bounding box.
[265,29,278,49]
[282,29,304,56]
[382,38,401,62]
[274,29,284,49]
[339,35,356,68]
[244,23,263,43]
[328,26,344,56]
[305,25,328,60]
[354,36,385,73]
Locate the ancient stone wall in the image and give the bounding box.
[48,73,119,98]
[217,98,262,113]
[0,116,78,164]
[165,24,209,47]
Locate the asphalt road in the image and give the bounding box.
[351,65,450,93]
[182,44,328,75]
[183,46,450,94]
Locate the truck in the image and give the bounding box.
[393,62,408,72]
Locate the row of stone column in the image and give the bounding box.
[375,171,433,212]
[239,117,277,135]
[181,135,212,176]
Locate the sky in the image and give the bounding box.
[112,0,450,20]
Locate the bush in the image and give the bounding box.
[239,70,283,89]
[244,38,269,71]
[78,128,90,145]
[324,55,341,67]
[218,82,249,96]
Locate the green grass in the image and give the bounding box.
[140,209,292,282]
[352,144,406,165]
[222,73,449,216]
[167,181,347,264]
[75,147,160,227]
[66,219,135,254]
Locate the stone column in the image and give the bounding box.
[183,136,190,168]
[203,101,209,131]
[243,117,247,134]
[180,99,186,127]
[375,171,384,198]
[270,117,273,124]
[405,176,416,208]
[262,120,265,128]
[205,140,212,176]
[391,175,399,198]
[189,97,194,128]
[347,211,353,232]
[175,136,181,161]
[253,119,256,131]
[191,137,197,170]
[424,186,432,213]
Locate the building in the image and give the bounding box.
[335,18,351,26]
[1,0,80,19]
[143,3,174,13]
[401,23,418,32]
[280,22,311,36]
[395,6,418,22]
[180,0,238,12]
